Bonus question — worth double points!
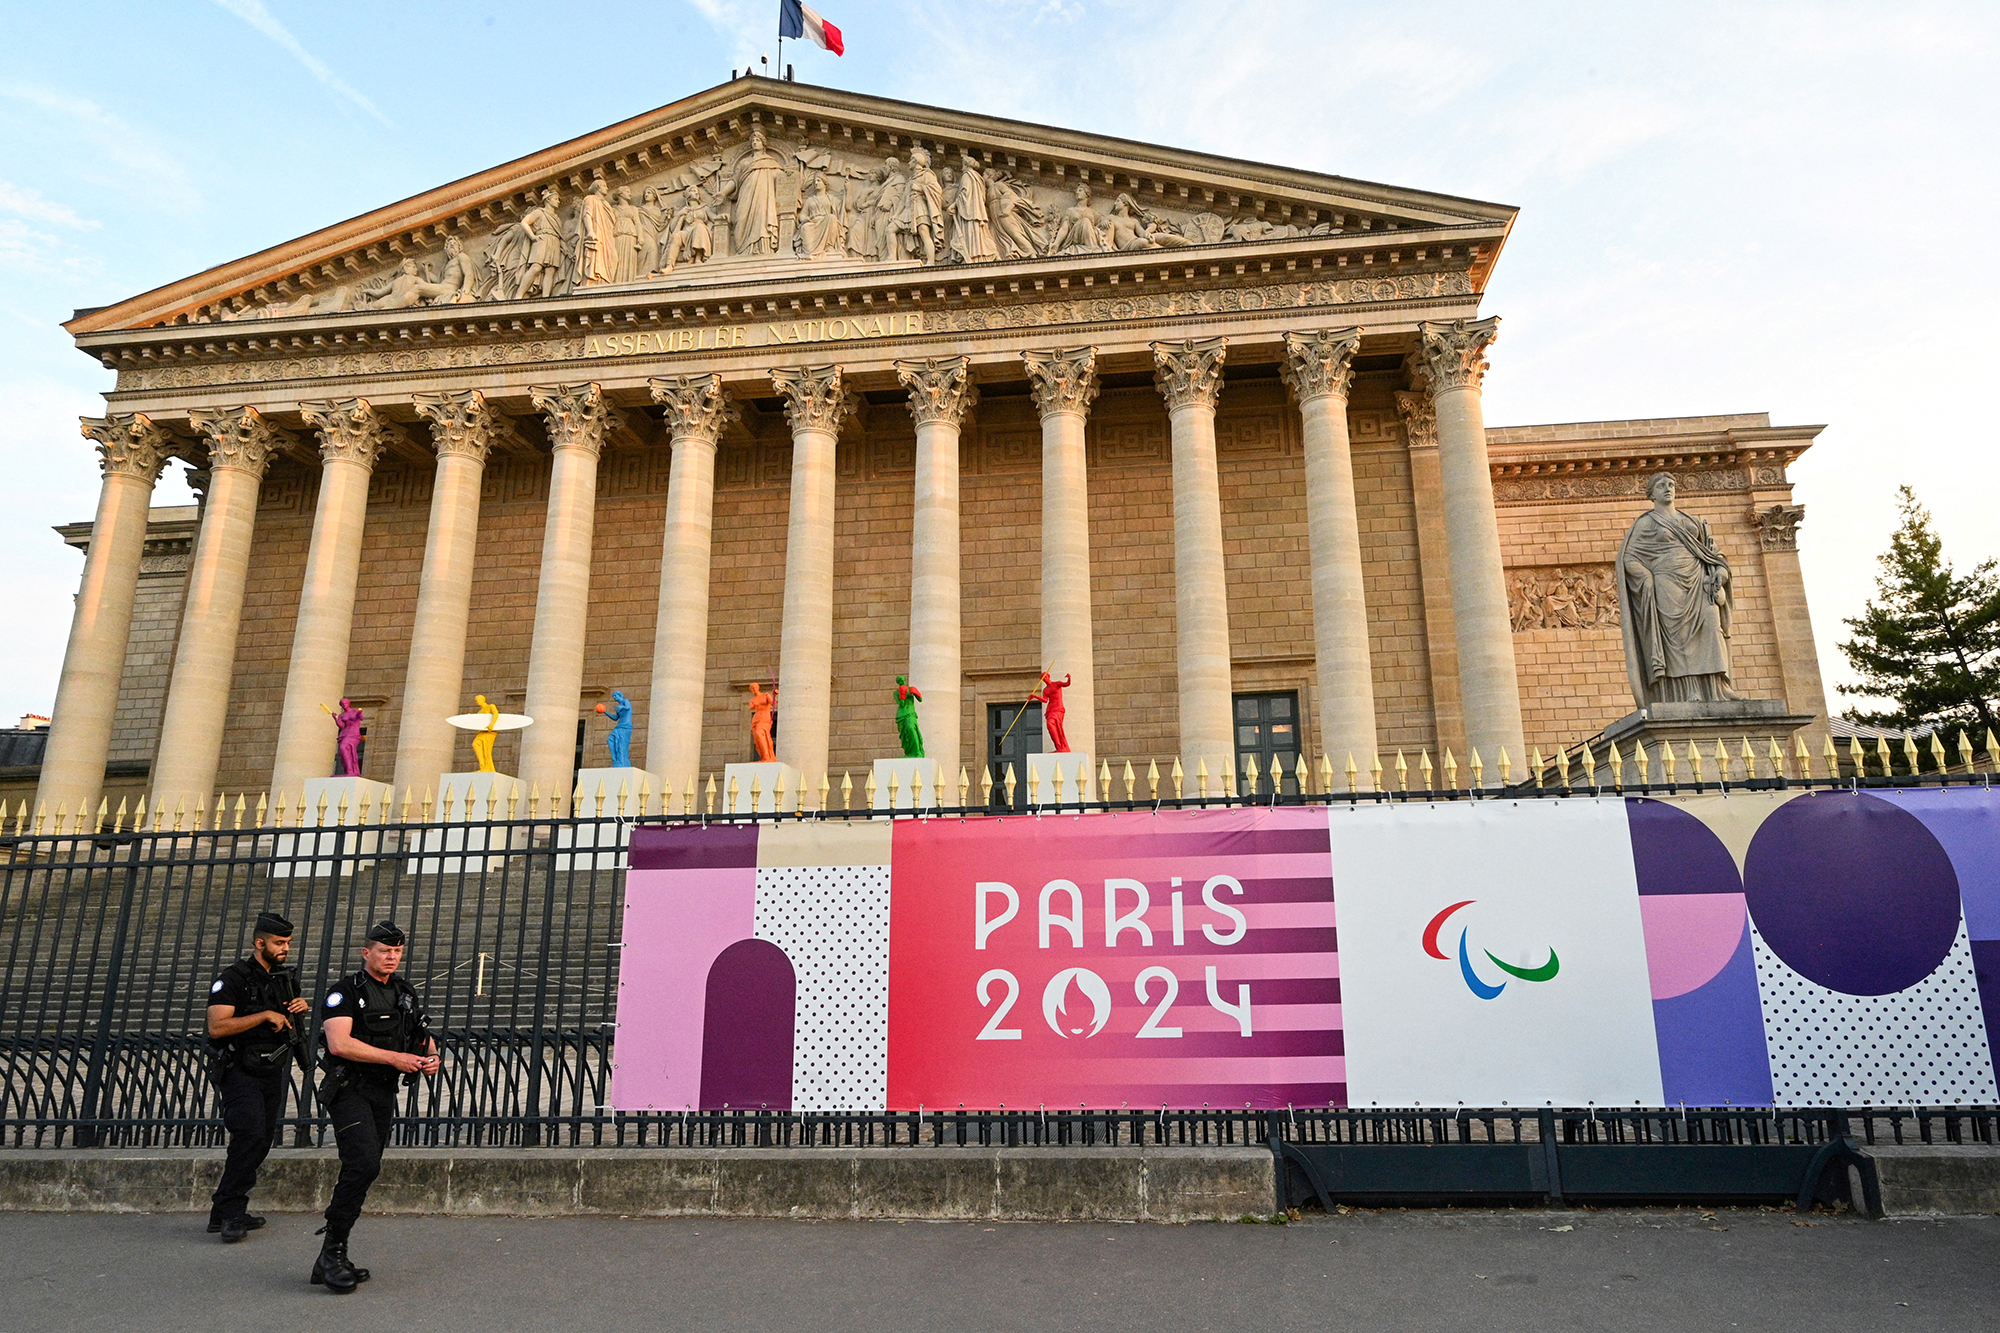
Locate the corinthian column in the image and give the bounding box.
[1153,337,1234,776]
[153,406,285,809]
[895,356,976,783]
[1283,328,1378,769]
[1022,348,1100,757]
[37,415,171,817]
[393,391,505,795]
[1413,316,1522,779]
[645,374,733,786]
[269,399,392,798]
[769,365,848,787]
[517,383,615,795]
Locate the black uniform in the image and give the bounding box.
[205,956,298,1227]
[317,966,429,1243]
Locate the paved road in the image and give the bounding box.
[2,1207,1993,1332]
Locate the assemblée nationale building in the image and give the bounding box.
[24,78,1828,818]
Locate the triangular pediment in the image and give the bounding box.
[69,79,1514,335]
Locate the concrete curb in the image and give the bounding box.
[1865,1145,2000,1217]
[0,1147,1276,1223]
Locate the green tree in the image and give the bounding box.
[1839,486,2000,736]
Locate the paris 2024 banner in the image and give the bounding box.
[608,789,2000,1112]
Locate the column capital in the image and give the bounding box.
[1757,502,1806,552]
[649,373,737,446]
[1281,328,1363,404]
[1413,316,1501,393]
[414,389,512,464]
[530,381,617,456]
[1151,337,1227,413]
[301,397,399,470]
[769,365,848,433]
[189,405,288,478]
[79,413,172,483]
[1022,346,1100,418]
[1393,389,1439,452]
[895,356,978,427]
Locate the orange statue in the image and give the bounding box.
[1030,670,1072,753]
[746,681,778,763]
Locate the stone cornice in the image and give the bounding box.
[894,357,977,427]
[1152,336,1227,412]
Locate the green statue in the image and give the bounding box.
[895,675,924,759]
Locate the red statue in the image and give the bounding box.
[1030,670,1072,753]
[746,682,778,763]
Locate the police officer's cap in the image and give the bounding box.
[366,920,407,946]
[254,911,294,938]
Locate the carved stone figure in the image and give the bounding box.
[330,699,364,777]
[1616,474,1738,707]
[658,182,715,273]
[358,258,455,311]
[509,186,568,300]
[1049,183,1104,254]
[952,157,998,262]
[845,168,884,260]
[1031,670,1073,753]
[609,186,654,284]
[797,173,845,257]
[595,690,634,767]
[433,236,483,302]
[747,682,778,763]
[724,128,785,257]
[872,157,909,261]
[984,168,1044,259]
[574,179,618,287]
[903,147,946,264]
[895,675,924,759]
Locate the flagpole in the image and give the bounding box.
[776,34,783,79]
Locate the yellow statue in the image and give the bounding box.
[472,694,501,773]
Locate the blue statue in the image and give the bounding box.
[596,690,634,767]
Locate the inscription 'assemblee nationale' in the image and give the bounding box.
[583,311,926,358]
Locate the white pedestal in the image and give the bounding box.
[556,767,659,869]
[871,757,941,811]
[1027,752,1093,805]
[274,777,393,878]
[408,772,525,874]
[722,762,802,814]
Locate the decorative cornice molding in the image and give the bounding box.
[1413,315,1500,393]
[769,365,848,434]
[530,382,616,456]
[649,373,736,447]
[413,389,508,464]
[300,397,398,470]
[894,356,977,427]
[189,405,287,478]
[1280,327,1362,404]
[1022,346,1100,419]
[1393,389,1438,452]
[1757,502,1806,551]
[79,413,172,483]
[1151,336,1227,413]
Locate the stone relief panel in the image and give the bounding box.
[1491,465,1787,503]
[1508,565,1621,632]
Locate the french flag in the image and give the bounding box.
[779,0,844,55]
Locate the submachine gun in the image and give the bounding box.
[269,966,310,1075]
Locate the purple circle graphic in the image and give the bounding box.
[1742,792,1961,995]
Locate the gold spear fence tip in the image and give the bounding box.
[1344,753,1359,793]
[1530,746,1544,789]
[1123,759,1137,802]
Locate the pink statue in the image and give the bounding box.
[332,698,365,776]
[1030,671,1072,753]
[747,682,779,763]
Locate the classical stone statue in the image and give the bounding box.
[984,167,1044,259]
[609,186,654,285]
[845,168,885,260]
[323,699,365,776]
[472,694,501,773]
[872,157,909,261]
[358,259,455,311]
[658,182,715,273]
[1616,473,1738,707]
[503,186,568,300]
[1049,183,1104,254]
[723,128,785,257]
[903,147,947,264]
[1030,670,1073,753]
[574,179,618,287]
[747,682,778,763]
[797,174,845,257]
[595,690,634,767]
[434,236,483,302]
[951,157,998,262]
[895,675,924,759]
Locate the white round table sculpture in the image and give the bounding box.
[448,710,533,773]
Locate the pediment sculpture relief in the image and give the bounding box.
[215,130,1349,322]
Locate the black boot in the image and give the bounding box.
[208,1212,265,1234]
[310,1237,360,1294]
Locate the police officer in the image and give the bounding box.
[312,919,438,1294]
[203,910,308,1242]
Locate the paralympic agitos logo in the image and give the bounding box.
[1422,900,1560,1000]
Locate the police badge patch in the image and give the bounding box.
[325,992,344,1008]
[211,980,224,994]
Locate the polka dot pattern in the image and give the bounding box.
[753,865,891,1111]
[1751,918,1998,1106]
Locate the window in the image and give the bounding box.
[1235,691,1302,795]
[987,701,1042,810]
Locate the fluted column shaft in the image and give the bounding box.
[393,391,501,795]
[770,365,847,787]
[270,400,389,798]
[37,417,170,816]
[1154,338,1234,775]
[152,407,282,808]
[1024,348,1100,757]
[1416,317,1523,778]
[1284,329,1378,769]
[517,383,613,795]
[897,357,975,782]
[646,374,732,786]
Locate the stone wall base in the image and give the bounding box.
[1866,1146,2000,1218]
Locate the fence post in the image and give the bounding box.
[302,824,347,1146]
[522,828,562,1147]
[77,852,142,1148]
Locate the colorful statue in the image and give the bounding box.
[1030,670,1073,753]
[325,699,365,776]
[471,694,501,773]
[595,690,634,767]
[895,675,924,758]
[747,682,778,763]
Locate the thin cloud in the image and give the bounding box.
[0,85,202,214]
[212,0,392,127]
[0,180,98,230]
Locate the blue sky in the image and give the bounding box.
[2,1,1995,725]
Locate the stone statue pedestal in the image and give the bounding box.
[274,776,393,878]
[408,772,526,874]
[872,757,941,811]
[556,766,660,870]
[722,761,802,814]
[1026,752,1093,805]
[1596,700,1817,771]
